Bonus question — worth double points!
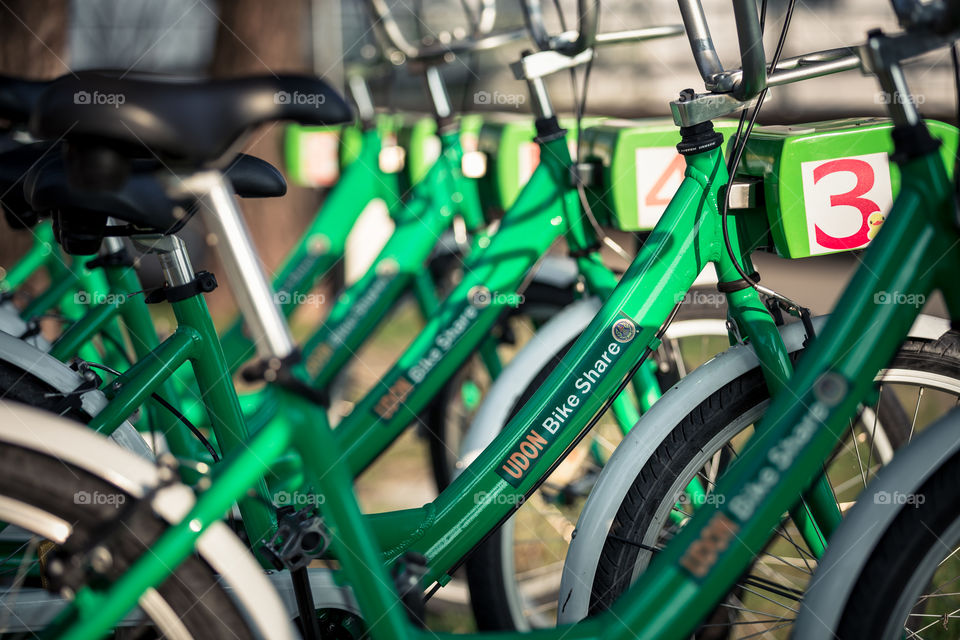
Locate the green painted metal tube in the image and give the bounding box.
[333,134,578,475]
[48,410,295,640]
[87,329,196,436]
[108,264,211,459]
[20,269,78,320]
[287,390,416,640]
[595,146,952,640]
[49,300,121,362]
[299,139,473,391]
[170,294,276,547]
[403,146,727,581]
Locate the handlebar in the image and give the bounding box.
[716,47,860,90]
[676,0,767,100]
[363,0,524,63]
[891,0,960,34]
[520,0,597,55]
[520,0,683,58]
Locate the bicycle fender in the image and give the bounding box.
[557,313,950,623]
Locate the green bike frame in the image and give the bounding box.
[50,119,829,640]
[11,123,489,452]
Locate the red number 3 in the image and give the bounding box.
[812,158,879,250]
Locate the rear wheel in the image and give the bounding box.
[0,435,255,638]
[832,447,960,640]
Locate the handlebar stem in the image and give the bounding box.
[347,74,377,125]
[526,76,555,119]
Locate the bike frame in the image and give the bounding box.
[11,124,491,449]
[49,118,842,639]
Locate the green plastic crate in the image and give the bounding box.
[476,115,605,215]
[581,119,739,231]
[737,118,958,258]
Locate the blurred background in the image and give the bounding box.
[0,0,954,282]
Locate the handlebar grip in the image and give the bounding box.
[521,0,598,55]
[892,0,960,34]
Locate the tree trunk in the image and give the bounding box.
[208,0,322,280]
[0,0,69,288]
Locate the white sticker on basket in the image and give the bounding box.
[303,131,340,187]
[518,141,540,185]
[636,147,685,228]
[800,151,893,256]
[423,135,442,168]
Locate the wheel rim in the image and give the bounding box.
[884,497,960,639]
[0,495,203,638]
[624,365,960,638]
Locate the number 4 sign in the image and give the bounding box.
[635,147,686,229]
[800,152,893,256]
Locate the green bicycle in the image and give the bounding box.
[5,1,960,639]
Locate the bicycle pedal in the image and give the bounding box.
[261,506,330,572]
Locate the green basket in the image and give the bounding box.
[737,118,958,258]
[580,119,739,231]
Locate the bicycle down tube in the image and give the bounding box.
[331,119,615,475]
[296,128,486,392]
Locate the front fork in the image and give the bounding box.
[718,208,837,554]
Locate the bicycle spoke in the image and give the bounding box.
[909,386,924,443]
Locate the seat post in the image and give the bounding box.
[130,234,195,287]
[423,65,454,124]
[166,170,296,360]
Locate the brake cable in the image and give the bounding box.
[82,361,220,463]
[553,0,633,263]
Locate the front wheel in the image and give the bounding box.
[0,403,269,638]
[590,332,960,638]
[831,447,960,639]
